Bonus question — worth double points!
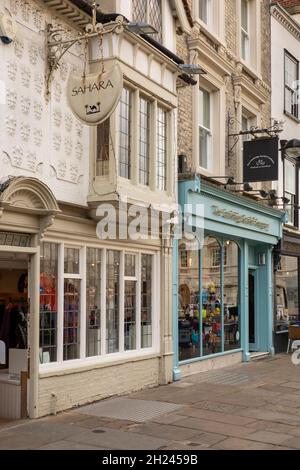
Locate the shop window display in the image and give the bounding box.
[275,256,299,332]
[178,244,200,361]
[202,237,222,356]
[223,241,240,351]
[86,248,101,357]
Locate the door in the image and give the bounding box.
[248,270,257,351]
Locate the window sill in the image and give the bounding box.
[284,110,300,124]
[39,349,160,378]
[194,19,225,48]
[239,59,262,82]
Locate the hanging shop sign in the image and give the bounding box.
[243,137,278,183]
[67,63,123,126]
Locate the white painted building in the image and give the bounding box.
[0,0,193,419]
[271,2,300,352]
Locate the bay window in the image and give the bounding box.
[97,86,171,193]
[119,88,132,179]
[39,243,156,367]
[156,106,167,191]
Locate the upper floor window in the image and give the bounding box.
[241,0,250,62]
[132,0,162,42]
[199,88,212,170]
[199,0,211,25]
[284,51,299,119]
[284,159,297,226]
[97,86,171,192]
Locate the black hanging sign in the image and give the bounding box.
[243,137,278,183]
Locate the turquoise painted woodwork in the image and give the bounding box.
[173,177,286,375]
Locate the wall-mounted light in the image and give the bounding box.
[258,253,266,266]
[0,12,17,44]
[178,64,207,76]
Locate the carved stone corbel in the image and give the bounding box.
[38,213,56,243]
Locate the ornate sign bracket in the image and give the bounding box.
[45,1,125,100]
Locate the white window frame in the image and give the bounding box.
[241,0,250,62]
[284,159,296,227]
[40,244,159,372]
[193,74,225,177]
[199,88,213,171]
[194,0,225,43]
[237,0,261,74]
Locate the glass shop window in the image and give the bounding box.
[202,237,222,356]
[86,248,101,357]
[178,244,200,362]
[223,241,240,351]
[275,256,299,332]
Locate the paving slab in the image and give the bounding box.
[64,427,170,450]
[211,437,285,450]
[283,437,300,449]
[38,440,107,450]
[172,417,254,438]
[245,430,295,446]
[176,407,256,426]
[128,422,201,441]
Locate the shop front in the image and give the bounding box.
[173,177,285,378]
[273,229,300,353]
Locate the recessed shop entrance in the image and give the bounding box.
[0,251,29,420]
[248,270,257,351]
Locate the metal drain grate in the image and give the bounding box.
[77,398,182,423]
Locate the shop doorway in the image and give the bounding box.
[0,251,29,419]
[248,270,257,351]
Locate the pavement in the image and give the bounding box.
[1,353,300,450]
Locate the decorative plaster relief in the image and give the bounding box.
[21,1,31,22]
[60,62,68,81]
[53,109,62,127]
[53,82,62,102]
[26,152,37,171]
[33,101,43,120]
[65,113,73,132]
[7,61,17,82]
[34,73,44,94]
[57,160,67,178]
[29,44,39,65]
[53,133,61,152]
[33,129,43,147]
[69,165,79,183]
[20,96,31,115]
[33,8,44,30]
[20,123,31,142]
[14,39,24,59]
[6,90,17,110]
[75,122,83,138]
[12,146,23,167]
[6,117,17,137]
[20,66,31,88]
[9,0,18,15]
[64,137,73,156]
[75,142,83,160]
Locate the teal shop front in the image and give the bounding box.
[173,177,285,379]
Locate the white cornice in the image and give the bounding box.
[271,4,300,42]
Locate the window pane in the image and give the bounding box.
[199,127,211,169]
[124,280,136,350]
[202,237,222,356]
[64,279,80,360]
[125,253,136,277]
[178,244,200,361]
[106,250,120,353]
[241,0,248,32]
[40,243,58,363]
[141,254,152,348]
[119,88,131,179]
[285,192,295,225]
[86,248,101,357]
[64,247,80,274]
[199,0,208,23]
[285,160,296,195]
[97,119,109,176]
[275,256,299,332]
[199,89,210,129]
[139,97,150,186]
[156,106,167,191]
[148,0,162,42]
[224,241,240,351]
